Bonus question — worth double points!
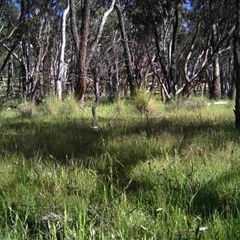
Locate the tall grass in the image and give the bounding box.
[0,95,239,239]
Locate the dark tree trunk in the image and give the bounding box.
[0,40,19,77]
[70,0,80,90]
[70,0,80,54]
[7,57,14,97]
[115,3,136,97]
[153,25,172,95]
[228,56,235,99]
[234,0,240,128]
[75,0,90,106]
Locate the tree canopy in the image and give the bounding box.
[0,0,239,110]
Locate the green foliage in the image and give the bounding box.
[0,96,239,239]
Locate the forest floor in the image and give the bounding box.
[0,94,240,239]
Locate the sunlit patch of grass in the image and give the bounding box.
[0,154,100,239]
[96,99,138,120]
[0,107,19,119]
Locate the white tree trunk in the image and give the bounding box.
[56,0,70,100]
[86,0,116,68]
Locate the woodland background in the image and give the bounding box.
[2,1,240,239]
[1,1,240,118]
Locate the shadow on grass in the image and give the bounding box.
[0,112,238,175]
[0,118,106,165]
[190,170,240,220]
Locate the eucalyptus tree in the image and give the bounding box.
[74,0,90,106]
[27,0,63,100]
[0,0,21,96]
[0,0,65,100]
[90,0,116,117]
[124,0,186,100]
[200,0,234,100]
[70,0,117,106]
[115,2,136,97]
[56,0,70,100]
[182,0,234,98]
[233,0,240,128]
[1,0,237,105]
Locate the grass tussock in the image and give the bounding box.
[134,90,163,116]
[44,94,63,116]
[18,101,37,118]
[0,94,239,239]
[166,96,208,112]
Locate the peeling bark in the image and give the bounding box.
[56,0,70,100]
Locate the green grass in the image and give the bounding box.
[0,95,240,239]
